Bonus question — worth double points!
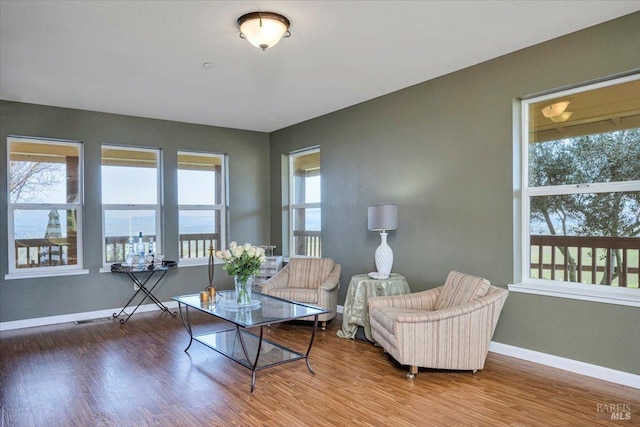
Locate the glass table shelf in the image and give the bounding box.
[172,291,330,392]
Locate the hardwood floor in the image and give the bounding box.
[1,310,638,426]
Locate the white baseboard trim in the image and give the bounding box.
[0,301,179,332]
[337,304,344,314]
[489,341,640,389]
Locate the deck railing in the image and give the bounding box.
[178,233,220,259]
[293,230,321,258]
[15,233,221,267]
[104,236,132,263]
[14,238,72,267]
[104,233,221,263]
[18,233,636,286]
[530,235,639,287]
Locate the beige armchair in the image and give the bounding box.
[259,258,340,330]
[368,270,508,378]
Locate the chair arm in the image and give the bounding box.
[319,264,341,291]
[392,289,508,324]
[368,287,440,312]
[259,266,290,292]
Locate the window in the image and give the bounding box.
[514,74,640,305]
[177,151,226,264]
[289,148,321,257]
[101,146,161,267]
[6,137,85,278]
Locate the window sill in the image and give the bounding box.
[4,269,90,281]
[178,258,223,268]
[508,281,640,307]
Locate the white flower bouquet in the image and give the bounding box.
[216,242,266,304]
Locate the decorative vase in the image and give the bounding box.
[374,232,393,278]
[234,275,254,305]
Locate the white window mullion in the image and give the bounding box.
[528,180,640,196]
[291,202,321,210]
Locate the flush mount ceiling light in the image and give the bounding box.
[237,12,291,51]
[549,112,573,123]
[542,101,573,123]
[541,101,569,118]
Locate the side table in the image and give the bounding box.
[111,260,178,324]
[337,273,410,342]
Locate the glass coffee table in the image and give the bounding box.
[172,291,330,392]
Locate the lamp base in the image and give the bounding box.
[374,232,393,278]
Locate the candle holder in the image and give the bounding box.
[200,291,209,303]
[204,246,217,301]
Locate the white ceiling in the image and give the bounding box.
[1,1,638,133]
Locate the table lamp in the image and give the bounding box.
[368,205,398,279]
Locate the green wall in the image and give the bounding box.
[1,12,638,376]
[269,13,640,374]
[0,101,269,322]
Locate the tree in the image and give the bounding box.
[9,160,64,203]
[529,128,640,284]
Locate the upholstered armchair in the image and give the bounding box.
[259,258,341,330]
[368,271,508,378]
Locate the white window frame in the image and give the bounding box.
[5,136,88,279]
[100,145,162,269]
[289,147,321,258]
[511,74,640,307]
[177,151,227,266]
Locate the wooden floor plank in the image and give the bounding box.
[1,311,638,426]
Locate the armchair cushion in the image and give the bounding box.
[288,258,335,289]
[434,270,490,310]
[267,288,318,304]
[260,257,341,325]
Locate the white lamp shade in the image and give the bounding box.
[368,205,398,231]
[238,12,290,51]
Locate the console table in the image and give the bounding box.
[337,273,411,342]
[111,260,177,324]
[172,291,329,392]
